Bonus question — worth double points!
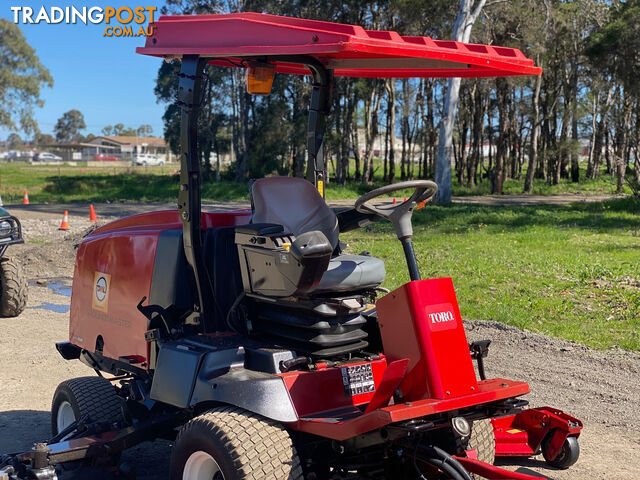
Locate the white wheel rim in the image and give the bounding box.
[56,400,76,433]
[183,450,224,480]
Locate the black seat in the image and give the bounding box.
[250,177,385,293]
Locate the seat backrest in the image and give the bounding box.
[251,177,339,250]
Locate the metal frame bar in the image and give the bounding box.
[0,215,24,258]
[177,55,215,330]
[305,60,333,198]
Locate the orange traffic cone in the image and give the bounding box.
[89,204,97,222]
[59,211,70,231]
[392,198,397,204]
[22,190,29,205]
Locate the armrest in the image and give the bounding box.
[334,207,379,233]
[290,231,332,260]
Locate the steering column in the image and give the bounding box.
[354,180,438,281]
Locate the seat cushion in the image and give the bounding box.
[314,254,385,293]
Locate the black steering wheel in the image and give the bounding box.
[354,180,438,240]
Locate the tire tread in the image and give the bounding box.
[0,257,28,317]
[51,376,123,435]
[468,418,496,480]
[174,406,303,479]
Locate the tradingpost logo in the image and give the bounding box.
[10,5,157,37]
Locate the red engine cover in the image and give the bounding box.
[376,278,479,401]
[69,210,250,366]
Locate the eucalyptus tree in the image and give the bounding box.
[0,19,53,135]
[435,0,488,203]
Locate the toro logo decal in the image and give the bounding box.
[424,303,457,332]
[92,272,111,312]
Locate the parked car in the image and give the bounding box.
[8,151,34,162]
[95,153,120,161]
[33,152,63,162]
[133,153,165,166]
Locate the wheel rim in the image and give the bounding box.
[183,451,224,480]
[56,400,76,433]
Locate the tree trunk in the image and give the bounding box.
[570,76,579,183]
[524,65,542,193]
[343,89,355,182]
[232,70,248,183]
[585,91,599,179]
[387,80,397,183]
[351,124,361,182]
[614,93,632,193]
[425,81,435,179]
[493,77,509,194]
[468,82,483,187]
[334,84,344,185]
[362,82,383,183]
[590,87,613,179]
[559,92,571,181]
[383,99,390,182]
[604,128,611,176]
[435,0,487,204]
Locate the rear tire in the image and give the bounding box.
[0,257,28,317]
[51,376,124,436]
[170,406,303,480]
[467,419,495,479]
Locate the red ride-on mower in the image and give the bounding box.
[0,13,582,480]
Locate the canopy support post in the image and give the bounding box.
[306,61,333,198]
[177,55,214,331]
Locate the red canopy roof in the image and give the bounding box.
[137,13,541,79]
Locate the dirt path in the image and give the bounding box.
[1,208,638,479]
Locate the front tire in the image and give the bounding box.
[0,257,28,317]
[170,406,302,480]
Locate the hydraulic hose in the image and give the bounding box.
[410,443,473,480]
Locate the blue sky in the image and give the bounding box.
[2,1,168,139]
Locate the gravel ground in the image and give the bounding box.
[1,207,639,480]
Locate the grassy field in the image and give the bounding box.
[0,162,630,203]
[343,197,640,351]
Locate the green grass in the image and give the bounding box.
[0,164,247,203]
[342,197,640,351]
[0,162,629,204]
[453,171,630,196]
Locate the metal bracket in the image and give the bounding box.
[469,339,491,380]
